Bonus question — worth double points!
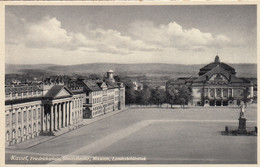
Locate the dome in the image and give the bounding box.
[107,69,114,73]
[198,55,236,76]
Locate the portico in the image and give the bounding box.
[42,85,76,134]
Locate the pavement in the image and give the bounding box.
[6,108,129,150]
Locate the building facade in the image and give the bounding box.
[170,56,255,107]
[5,70,125,146]
[5,81,85,146]
[82,70,126,118]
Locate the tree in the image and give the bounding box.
[175,85,192,108]
[141,88,152,106]
[150,87,166,107]
[166,85,177,108]
[124,79,137,105]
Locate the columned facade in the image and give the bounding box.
[41,97,76,133]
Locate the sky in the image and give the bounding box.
[5,5,257,65]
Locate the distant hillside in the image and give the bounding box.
[5,63,257,78]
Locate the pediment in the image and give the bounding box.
[55,88,71,97]
[209,74,228,81]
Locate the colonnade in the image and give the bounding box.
[42,101,72,132]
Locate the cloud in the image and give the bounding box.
[7,15,235,55]
[20,17,156,54]
[25,17,72,48]
[128,21,232,51]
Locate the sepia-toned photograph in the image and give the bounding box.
[5,4,257,164]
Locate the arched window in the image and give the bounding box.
[210,89,215,98]
[223,89,228,98]
[29,125,31,134]
[23,126,27,135]
[18,128,21,137]
[216,89,221,97]
[33,123,36,132]
[6,131,9,142]
[12,130,16,139]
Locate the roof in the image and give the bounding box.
[77,80,101,92]
[107,69,114,73]
[193,64,247,85]
[45,85,73,98]
[5,85,41,94]
[106,80,119,89]
[194,65,231,83]
[199,56,236,76]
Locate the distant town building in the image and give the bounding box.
[132,81,143,90]
[169,56,256,106]
[5,70,125,146]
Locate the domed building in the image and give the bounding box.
[173,55,254,107]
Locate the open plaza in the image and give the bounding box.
[6,105,257,164]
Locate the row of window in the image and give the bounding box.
[93,97,102,104]
[93,105,102,111]
[93,109,103,116]
[6,122,40,142]
[6,108,41,126]
[72,98,82,109]
[92,91,102,96]
[206,88,246,98]
[5,91,42,98]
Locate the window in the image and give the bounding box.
[223,89,228,98]
[33,124,36,132]
[38,108,41,119]
[5,94,10,98]
[18,128,21,137]
[18,112,22,123]
[23,126,26,135]
[29,125,31,134]
[6,115,9,126]
[28,110,31,121]
[210,89,215,98]
[12,113,15,124]
[23,111,27,123]
[216,89,221,97]
[12,130,16,139]
[6,131,9,142]
[33,109,36,119]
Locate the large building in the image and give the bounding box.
[5,70,125,146]
[170,56,255,107]
[80,70,125,118]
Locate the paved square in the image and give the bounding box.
[6,106,257,164]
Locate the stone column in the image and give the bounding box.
[63,103,65,128]
[55,104,57,130]
[50,104,54,132]
[66,102,69,126]
[59,103,62,129]
[36,106,38,135]
[221,89,223,98]
[70,101,72,125]
[15,109,18,141]
[21,108,24,140]
[231,89,234,97]
[9,110,12,136]
[214,88,217,98]
[31,107,33,135]
[41,105,44,132]
[26,107,29,136]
